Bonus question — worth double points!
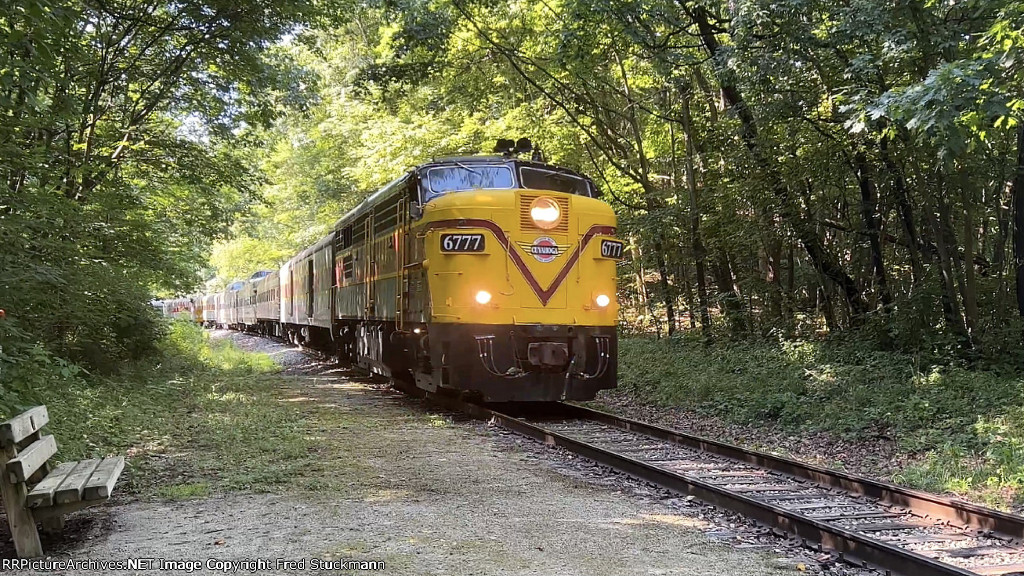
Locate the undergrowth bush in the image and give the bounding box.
[0,317,83,415]
[0,321,305,495]
[617,335,1024,504]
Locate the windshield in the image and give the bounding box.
[520,167,592,196]
[424,165,514,201]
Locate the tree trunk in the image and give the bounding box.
[994,181,1011,275]
[769,240,785,321]
[996,180,1013,305]
[995,182,1011,274]
[959,183,980,342]
[677,261,698,330]
[880,136,925,286]
[613,50,676,336]
[680,90,713,338]
[854,150,893,309]
[1013,123,1024,323]
[632,239,660,337]
[668,104,698,332]
[712,252,746,334]
[691,67,719,124]
[927,199,967,337]
[817,283,837,332]
[652,233,677,336]
[935,186,976,340]
[785,245,796,329]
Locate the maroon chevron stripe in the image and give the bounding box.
[425,219,616,305]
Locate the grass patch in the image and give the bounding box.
[3,322,324,498]
[156,482,211,500]
[2,322,489,504]
[618,335,1024,506]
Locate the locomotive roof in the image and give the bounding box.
[330,156,591,230]
[422,155,590,177]
[278,155,598,267]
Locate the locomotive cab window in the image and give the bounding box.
[519,167,593,197]
[423,165,514,202]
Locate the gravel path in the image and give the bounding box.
[7,330,809,575]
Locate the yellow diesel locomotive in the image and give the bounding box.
[222,141,621,402]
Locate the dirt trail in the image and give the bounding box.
[6,333,801,575]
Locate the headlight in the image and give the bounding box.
[530,197,561,229]
[595,294,611,308]
[475,290,492,304]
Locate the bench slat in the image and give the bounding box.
[6,435,56,483]
[54,459,100,505]
[25,462,77,508]
[82,457,124,500]
[0,407,48,448]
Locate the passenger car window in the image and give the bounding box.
[424,165,514,201]
[520,167,592,196]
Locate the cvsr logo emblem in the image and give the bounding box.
[530,236,560,263]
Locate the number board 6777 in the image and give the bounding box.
[600,239,624,259]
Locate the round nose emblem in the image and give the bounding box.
[530,236,559,263]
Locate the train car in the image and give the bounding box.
[239,279,256,328]
[202,294,218,327]
[254,269,281,336]
[280,259,297,329]
[153,297,206,323]
[161,297,196,322]
[322,142,619,402]
[239,271,271,329]
[215,289,229,328]
[192,296,204,324]
[221,285,234,328]
[221,281,244,328]
[281,236,334,345]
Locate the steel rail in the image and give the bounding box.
[442,398,1020,576]
[564,404,1024,540]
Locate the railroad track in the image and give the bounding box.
[441,399,1024,576]
[236,332,1024,575]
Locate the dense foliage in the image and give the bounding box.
[210,0,1024,365]
[0,0,337,385]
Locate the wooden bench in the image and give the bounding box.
[0,406,124,558]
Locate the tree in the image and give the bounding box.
[0,0,334,368]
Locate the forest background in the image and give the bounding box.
[2,0,1024,503]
